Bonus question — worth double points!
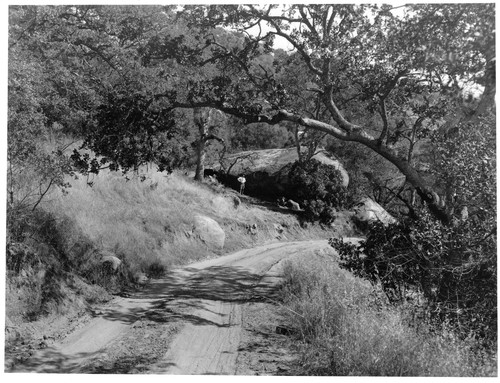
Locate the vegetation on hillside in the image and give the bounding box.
[6,165,335,344]
[331,114,497,346]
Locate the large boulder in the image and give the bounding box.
[209,148,349,199]
[353,197,397,226]
[193,215,226,250]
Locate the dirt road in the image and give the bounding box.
[12,240,338,374]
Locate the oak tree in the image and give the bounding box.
[170,4,495,223]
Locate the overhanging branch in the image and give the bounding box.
[168,97,450,223]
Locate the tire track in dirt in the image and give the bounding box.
[11,240,338,374]
[148,240,333,375]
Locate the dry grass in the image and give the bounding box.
[279,255,497,377]
[7,163,339,353]
[42,167,332,278]
[9,148,367,359]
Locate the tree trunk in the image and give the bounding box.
[193,107,226,181]
[195,136,206,181]
[194,107,208,182]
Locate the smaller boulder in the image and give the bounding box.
[273,223,286,240]
[101,251,122,271]
[193,215,226,249]
[353,197,397,226]
[287,199,301,211]
[247,223,258,235]
[273,223,284,234]
[5,317,20,342]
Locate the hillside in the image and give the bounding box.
[46,168,343,267]
[5,167,353,367]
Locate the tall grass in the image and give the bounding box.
[279,256,497,376]
[7,163,339,340]
[43,167,331,278]
[7,140,349,354]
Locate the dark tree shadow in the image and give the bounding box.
[9,264,284,373]
[136,265,282,304]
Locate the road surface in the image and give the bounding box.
[12,239,341,374]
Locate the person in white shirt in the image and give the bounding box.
[237,175,246,195]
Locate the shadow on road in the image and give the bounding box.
[128,265,283,327]
[8,264,282,373]
[137,265,282,303]
[10,347,178,374]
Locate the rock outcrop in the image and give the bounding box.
[287,199,301,211]
[208,148,349,200]
[193,215,226,250]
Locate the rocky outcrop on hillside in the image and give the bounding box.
[208,148,348,200]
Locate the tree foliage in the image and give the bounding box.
[176,4,494,222]
[9,5,495,221]
[8,7,83,214]
[430,115,496,224]
[229,122,293,151]
[331,212,496,346]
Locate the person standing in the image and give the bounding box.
[237,175,246,195]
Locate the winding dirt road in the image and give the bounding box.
[12,240,337,374]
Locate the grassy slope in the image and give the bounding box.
[6,166,340,351]
[46,167,335,273]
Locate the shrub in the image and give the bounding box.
[330,210,497,347]
[288,159,348,223]
[146,260,167,278]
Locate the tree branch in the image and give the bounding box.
[168,99,449,223]
[326,6,337,36]
[378,97,389,145]
[245,7,323,77]
[297,6,320,39]
[322,85,361,134]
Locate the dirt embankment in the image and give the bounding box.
[9,240,341,374]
